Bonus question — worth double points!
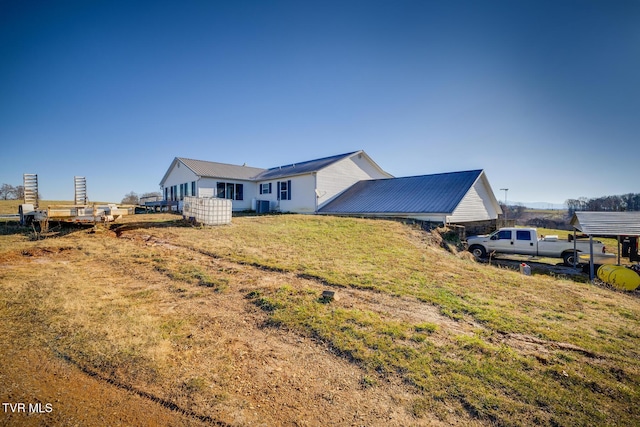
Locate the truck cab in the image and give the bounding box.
[487,228,537,255]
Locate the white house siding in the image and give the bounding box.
[256,174,316,213]
[447,177,498,223]
[198,177,256,211]
[316,154,390,208]
[254,180,276,211]
[286,174,316,213]
[162,161,199,201]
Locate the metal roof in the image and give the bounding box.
[253,151,360,180]
[570,212,640,236]
[318,169,483,215]
[162,152,370,185]
[177,158,266,181]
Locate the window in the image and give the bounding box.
[216,182,225,198]
[497,230,512,240]
[179,183,184,200]
[225,183,234,200]
[278,180,292,201]
[216,181,244,200]
[259,183,272,194]
[516,230,532,241]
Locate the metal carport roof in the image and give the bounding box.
[570,212,640,281]
[570,212,640,236]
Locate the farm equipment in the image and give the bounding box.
[19,174,131,232]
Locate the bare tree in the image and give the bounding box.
[14,185,24,200]
[499,203,526,220]
[121,191,139,205]
[0,184,17,200]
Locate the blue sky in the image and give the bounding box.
[1,0,638,205]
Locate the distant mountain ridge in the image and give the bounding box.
[514,201,567,210]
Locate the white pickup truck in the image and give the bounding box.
[466,227,606,266]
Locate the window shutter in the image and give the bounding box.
[268,183,272,194]
[259,184,263,195]
[287,180,291,200]
[277,182,281,200]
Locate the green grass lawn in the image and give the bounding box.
[159,215,640,426]
[2,213,638,425]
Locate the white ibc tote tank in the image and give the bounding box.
[183,196,232,225]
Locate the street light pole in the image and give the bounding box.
[500,188,509,224]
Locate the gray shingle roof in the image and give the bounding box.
[253,151,360,180]
[570,212,640,236]
[319,170,483,214]
[178,157,266,180]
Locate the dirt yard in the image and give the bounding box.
[0,218,478,426]
[2,214,639,426]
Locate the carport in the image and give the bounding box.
[570,212,640,280]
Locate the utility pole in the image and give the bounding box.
[500,188,509,224]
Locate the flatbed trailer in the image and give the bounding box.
[21,204,130,224]
[19,203,132,230]
[18,173,131,231]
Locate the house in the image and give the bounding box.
[159,151,392,213]
[159,157,266,211]
[317,169,502,223]
[159,150,502,224]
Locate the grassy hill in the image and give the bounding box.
[1,214,638,425]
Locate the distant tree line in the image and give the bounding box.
[0,183,25,200]
[566,193,640,216]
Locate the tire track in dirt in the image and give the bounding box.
[127,228,605,368]
[111,229,457,425]
[55,351,231,426]
[137,233,480,337]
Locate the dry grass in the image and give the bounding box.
[1,213,639,426]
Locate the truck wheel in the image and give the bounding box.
[469,245,487,259]
[563,252,578,266]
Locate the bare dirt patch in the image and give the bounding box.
[0,348,204,427]
[4,215,639,426]
[1,224,466,426]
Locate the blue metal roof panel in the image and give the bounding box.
[319,170,482,214]
[253,151,359,180]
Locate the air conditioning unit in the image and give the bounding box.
[256,200,270,214]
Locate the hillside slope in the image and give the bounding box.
[1,214,639,426]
